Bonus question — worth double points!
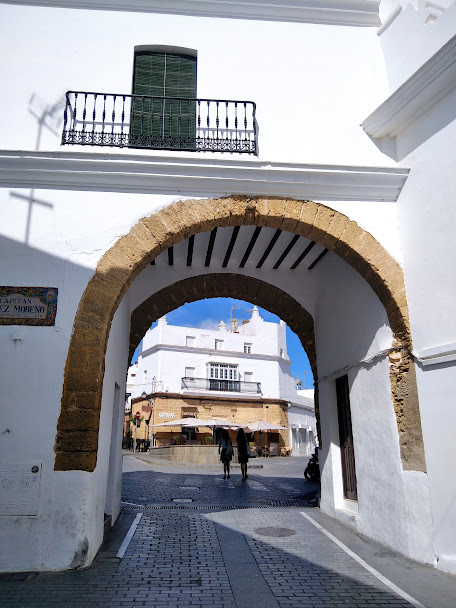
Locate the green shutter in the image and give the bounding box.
[131,51,196,144]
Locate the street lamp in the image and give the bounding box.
[141,391,154,450]
[134,411,140,452]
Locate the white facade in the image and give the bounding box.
[132,309,293,396]
[0,0,455,576]
[128,309,317,450]
[288,389,317,456]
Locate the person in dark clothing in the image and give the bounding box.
[218,428,233,479]
[236,428,249,481]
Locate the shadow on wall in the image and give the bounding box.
[0,233,94,463]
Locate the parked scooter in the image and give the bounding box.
[304,447,320,481]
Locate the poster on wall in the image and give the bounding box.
[0,287,58,326]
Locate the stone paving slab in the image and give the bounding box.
[1,506,449,608]
[1,456,456,608]
[121,458,318,508]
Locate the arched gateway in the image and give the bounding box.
[56,195,424,475]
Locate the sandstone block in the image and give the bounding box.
[295,201,320,238]
[280,199,306,233]
[55,430,99,452]
[65,366,104,393]
[141,213,179,251]
[54,450,97,472]
[265,198,287,229]
[320,212,351,250]
[61,390,100,412]
[57,408,100,432]
[306,205,336,243]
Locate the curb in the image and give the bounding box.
[125,452,264,469]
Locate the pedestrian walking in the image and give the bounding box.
[236,428,250,481]
[218,429,233,479]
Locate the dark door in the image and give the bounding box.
[336,375,358,500]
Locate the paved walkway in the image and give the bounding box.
[1,455,456,608]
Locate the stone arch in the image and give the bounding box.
[55,196,424,473]
[129,272,320,449]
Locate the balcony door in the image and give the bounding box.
[209,363,239,392]
[131,48,197,147]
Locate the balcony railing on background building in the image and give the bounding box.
[61,91,258,154]
[181,377,261,394]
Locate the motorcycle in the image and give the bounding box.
[304,447,320,482]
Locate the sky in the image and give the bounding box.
[131,297,314,388]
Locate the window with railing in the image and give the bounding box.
[61,47,257,154]
[181,376,261,394]
[209,363,237,390]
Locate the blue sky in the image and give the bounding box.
[131,297,314,388]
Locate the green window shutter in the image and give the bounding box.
[162,53,197,99]
[131,51,197,144]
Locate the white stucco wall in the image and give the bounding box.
[0,3,392,167]
[288,389,317,456]
[393,121,456,574]
[132,311,292,399]
[1,0,455,576]
[379,0,456,91]
[376,4,456,572]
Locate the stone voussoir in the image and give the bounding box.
[115,233,151,268]
[56,430,99,452]
[54,451,97,472]
[96,243,137,275]
[182,198,218,233]
[141,212,180,251]
[65,366,104,393]
[294,201,320,238]
[280,199,306,233]
[61,390,101,412]
[252,196,270,227]
[213,195,245,226]
[129,220,162,258]
[306,205,337,242]
[320,211,351,249]
[265,198,288,229]
[57,408,101,432]
[65,345,106,373]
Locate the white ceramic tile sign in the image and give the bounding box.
[0,463,42,516]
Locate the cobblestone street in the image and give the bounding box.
[1,454,456,608]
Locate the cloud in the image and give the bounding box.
[197,318,224,330]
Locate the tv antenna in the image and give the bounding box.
[230,305,241,332]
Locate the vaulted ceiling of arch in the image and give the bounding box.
[150,225,329,273]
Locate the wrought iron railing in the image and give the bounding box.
[181,377,261,394]
[61,91,257,154]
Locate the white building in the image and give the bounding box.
[0,0,455,576]
[127,309,317,453]
[288,388,317,456]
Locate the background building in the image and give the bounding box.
[125,308,316,454]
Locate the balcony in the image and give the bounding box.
[181,377,261,394]
[61,91,258,154]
